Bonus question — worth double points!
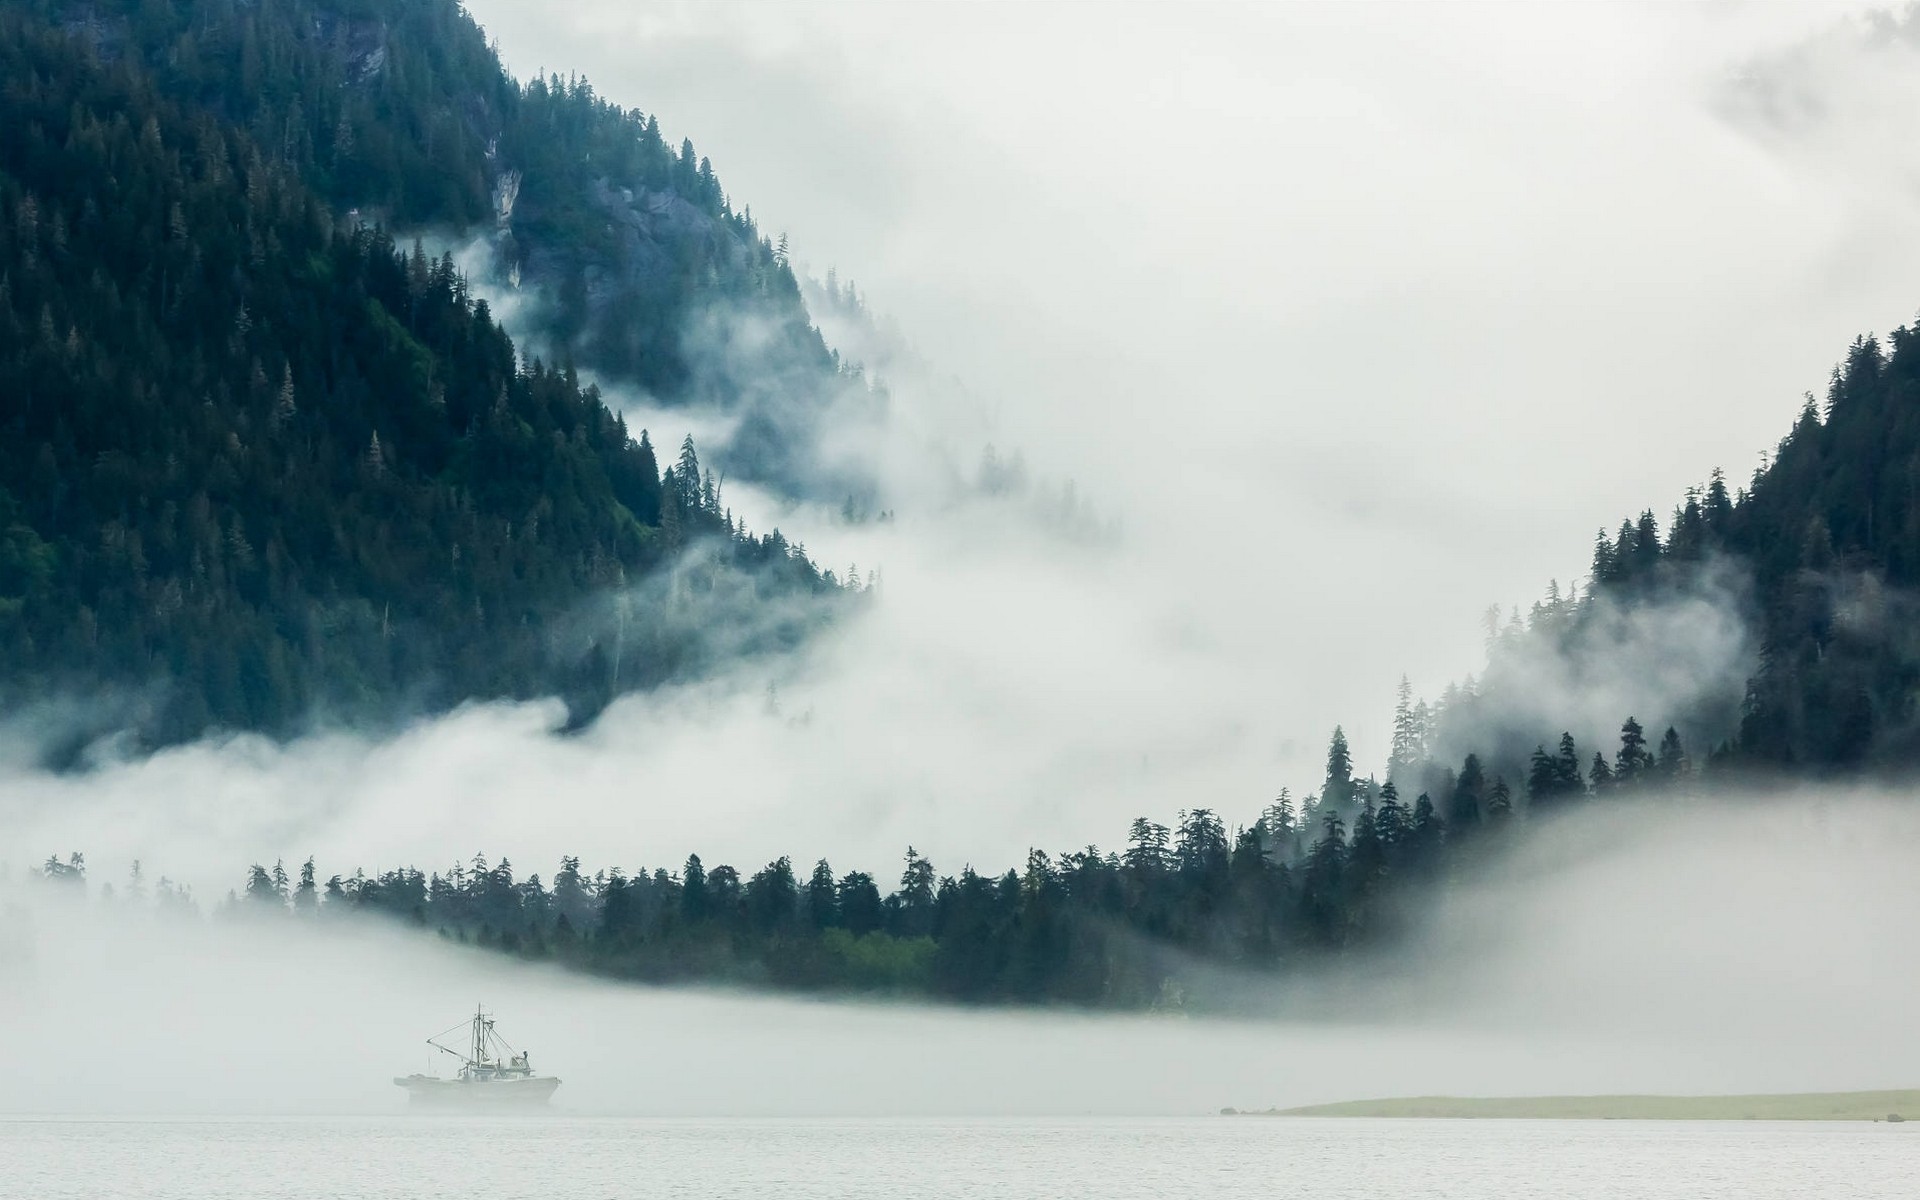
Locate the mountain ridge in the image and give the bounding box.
[24,0,878,499]
[0,3,856,751]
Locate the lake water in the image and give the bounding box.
[3,1115,1913,1199]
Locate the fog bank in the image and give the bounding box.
[5,791,1918,1116]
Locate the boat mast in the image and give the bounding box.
[470,1004,487,1071]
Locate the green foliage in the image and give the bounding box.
[25,0,856,494]
[1578,327,1920,770]
[0,10,848,745]
[26,695,1716,1011]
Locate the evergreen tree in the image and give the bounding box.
[836,871,883,936]
[1259,789,1296,856]
[1484,776,1513,826]
[1526,745,1558,809]
[1590,528,1619,586]
[1124,818,1171,875]
[805,859,839,929]
[244,863,284,910]
[1409,793,1444,868]
[744,856,798,933]
[292,858,318,914]
[1388,677,1421,781]
[1300,810,1348,947]
[1588,752,1613,795]
[1348,800,1384,893]
[1615,717,1651,787]
[1375,781,1410,851]
[1656,727,1688,784]
[1449,753,1485,830]
[1554,733,1584,795]
[1174,809,1230,882]
[1322,726,1355,809]
[681,854,709,921]
[895,847,937,937]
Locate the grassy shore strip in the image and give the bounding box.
[1240,1091,1920,1121]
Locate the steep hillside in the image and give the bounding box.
[1366,320,1920,800]
[28,0,875,498]
[1573,332,1920,769]
[0,9,847,750]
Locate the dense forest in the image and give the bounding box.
[1606,333,1920,769]
[0,6,855,748]
[32,309,1920,1007]
[24,710,1701,1010]
[14,0,1920,1008]
[23,0,872,496]
[1446,329,1920,779]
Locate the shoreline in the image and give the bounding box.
[1226,1090,1920,1121]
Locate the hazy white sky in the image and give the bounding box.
[14,7,1920,1116]
[18,0,1920,888]
[460,0,1920,714]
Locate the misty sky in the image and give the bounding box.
[18,1,1920,888]
[14,4,1920,1120]
[460,0,1920,725]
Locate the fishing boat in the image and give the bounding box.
[393,1005,561,1106]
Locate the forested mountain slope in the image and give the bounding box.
[28,0,871,497]
[0,9,849,750]
[216,321,1920,1008]
[1637,333,1920,768]
[1458,330,1920,775]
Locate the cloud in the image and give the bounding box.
[21,0,1920,895]
[1425,556,1757,775]
[6,787,1918,1117]
[453,0,1920,771]
[21,11,1920,1110]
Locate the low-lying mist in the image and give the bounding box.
[15,0,1920,1125]
[5,789,1916,1116]
[27,1,1920,914]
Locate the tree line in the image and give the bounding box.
[28,712,1710,1010]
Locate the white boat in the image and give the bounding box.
[393,1005,561,1106]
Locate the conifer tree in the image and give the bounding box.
[681,854,708,921]
[1656,727,1688,784]
[1615,717,1651,787]
[1485,776,1513,826]
[806,859,839,928]
[1410,793,1444,866]
[292,858,318,914]
[1322,726,1355,809]
[1375,781,1410,851]
[1554,733,1584,795]
[1388,677,1421,781]
[1527,745,1558,808]
[1449,753,1485,829]
[1589,752,1613,795]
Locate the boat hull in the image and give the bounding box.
[393,1074,561,1107]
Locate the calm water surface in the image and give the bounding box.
[3,1115,1913,1199]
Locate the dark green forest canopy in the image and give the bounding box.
[38,722,1707,1012]
[1572,331,1920,771]
[0,9,852,749]
[1402,328,1920,783]
[24,0,871,496]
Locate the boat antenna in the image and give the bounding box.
[426,1008,488,1069]
[471,1003,486,1069]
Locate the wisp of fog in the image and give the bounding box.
[4,790,1917,1116]
[7,0,1920,1117]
